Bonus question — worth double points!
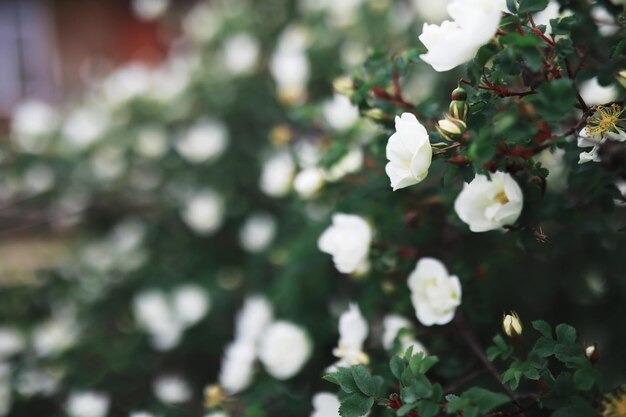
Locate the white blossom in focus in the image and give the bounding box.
[223,33,260,75]
[322,94,359,131]
[239,213,277,253]
[385,113,432,191]
[419,0,504,72]
[175,120,228,164]
[65,391,110,417]
[318,214,372,274]
[153,375,192,404]
[181,190,225,235]
[259,151,296,197]
[330,304,369,369]
[310,392,341,417]
[578,128,626,164]
[454,171,523,232]
[408,258,462,326]
[258,321,312,379]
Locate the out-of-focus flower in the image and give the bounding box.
[65,391,110,417]
[181,189,225,235]
[33,308,79,357]
[330,304,369,369]
[385,113,432,191]
[132,0,169,20]
[322,93,359,131]
[133,290,183,351]
[310,392,341,417]
[535,148,568,192]
[454,171,523,232]
[62,106,109,150]
[318,214,372,274]
[23,163,55,195]
[591,6,620,37]
[219,341,256,394]
[234,296,274,345]
[0,328,25,359]
[135,126,169,159]
[324,147,364,182]
[258,321,312,379]
[15,368,59,397]
[419,0,503,72]
[130,412,156,417]
[183,2,220,43]
[259,151,296,197]
[294,167,326,199]
[172,285,210,326]
[153,375,192,404]
[223,33,260,75]
[270,28,311,104]
[176,120,228,164]
[239,213,277,253]
[412,0,449,23]
[100,63,152,106]
[11,100,58,153]
[408,258,462,326]
[580,77,619,106]
[203,384,225,408]
[382,315,427,356]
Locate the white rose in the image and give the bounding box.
[322,93,359,132]
[153,375,192,404]
[181,190,225,235]
[259,151,296,197]
[382,315,427,356]
[219,341,256,394]
[330,304,369,369]
[578,128,626,164]
[65,391,110,417]
[385,113,432,191]
[175,120,228,164]
[172,285,210,326]
[258,321,312,379]
[408,258,462,326]
[310,392,341,417]
[223,33,260,75]
[234,296,274,345]
[579,77,618,106]
[294,167,326,199]
[412,0,449,23]
[419,0,503,72]
[454,171,523,232]
[318,214,373,274]
[239,213,277,253]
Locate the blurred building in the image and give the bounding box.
[0,0,172,120]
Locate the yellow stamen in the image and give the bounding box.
[602,387,626,417]
[586,104,625,137]
[495,191,509,205]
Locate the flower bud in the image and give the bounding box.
[617,70,626,90]
[502,311,522,339]
[204,384,225,408]
[333,76,355,97]
[269,124,292,146]
[363,108,385,121]
[585,343,599,364]
[436,115,466,141]
[449,100,470,121]
[451,86,467,101]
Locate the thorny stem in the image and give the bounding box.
[454,313,525,415]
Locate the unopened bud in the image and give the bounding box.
[502,311,523,339]
[204,384,225,408]
[269,124,292,146]
[617,70,626,90]
[363,108,385,120]
[451,86,467,101]
[585,343,599,364]
[333,76,355,97]
[436,115,466,141]
[449,100,470,121]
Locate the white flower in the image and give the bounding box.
[454,171,523,232]
[259,151,296,197]
[412,0,449,23]
[408,258,462,326]
[135,127,169,159]
[181,190,225,235]
[15,368,59,397]
[234,296,274,344]
[130,412,156,417]
[579,77,618,106]
[65,391,110,417]
[11,100,58,153]
[578,128,626,164]
[419,0,503,72]
[132,0,169,20]
[310,392,341,417]
[33,309,79,357]
[385,113,432,191]
[331,304,369,368]
[23,164,55,195]
[62,106,109,150]
[318,214,372,274]
[324,147,363,182]
[382,315,427,356]
[153,375,191,404]
[133,290,183,351]
[322,94,359,131]
[535,148,567,191]
[592,6,620,37]
[172,285,210,326]
[270,46,310,101]
[0,327,25,359]
[294,167,326,199]
[239,213,277,253]
[258,321,312,379]
[223,33,260,75]
[219,341,256,394]
[100,63,152,106]
[175,120,228,164]
[183,3,220,43]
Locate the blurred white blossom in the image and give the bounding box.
[11,100,58,153]
[132,0,169,20]
[580,77,618,106]
[239,213,277,253]
[322,94,359,132]
[318,214,372,274]
[258,321,312,379]
[294,167,326,199]
[382,314,427,355]
[175,120,229,164]
[0,328,25,359]
[259,151,296,197]
[223,33,260,75]
[330,304,369,370]
[181,189,225,235]
[153,375,192,404]
[310,392,341,417]
[65,391,110,417]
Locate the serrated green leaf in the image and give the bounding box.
[556,324,576,344]
[390,355,405,380]
[339,392,374,417]
[532,320,553,338]
[351,365,374,396]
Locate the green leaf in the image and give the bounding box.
[533,337,556,357]
[555,324,577,344]
[417,400,440,417]
[419,356,439,374]
[573,369,595,391]
[336,367,360,394]
[462,387,511,413]
[518,0,549,13]
[397,403,417,416]
[390,355,405,380]
[338,392,375,417]
[351,365,375,396]
[532,320,553,338]
[322,373,340,385]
